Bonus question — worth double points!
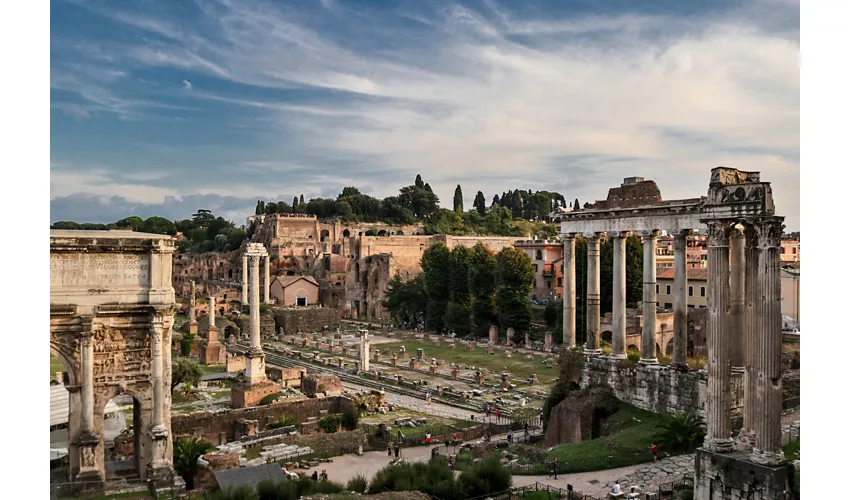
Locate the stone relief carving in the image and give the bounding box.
[711,184,764,205]
[710,168,761,186]
[81,446,97,468]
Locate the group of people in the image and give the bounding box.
[310,470,328,482]
[387,442,400,460]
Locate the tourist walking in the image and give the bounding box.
[507,430,513,444]
[394,443,400,459]
[387,443,393,458]
[549,458,559,479]
[311,471,318,481]
[496,408,502,422]
[425,431,432,445]
[524,422,529,441]
[539,411,544,427]
[652,442,659,462]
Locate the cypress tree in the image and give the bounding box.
[424,183,433,193]
[293,197,298,209]
[574,198,580,210]
[415,174,424,189]
[492,194,500,207]
[453,185,464,213]
[299,194,305,206]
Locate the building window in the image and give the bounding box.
[655,284,659,294]
[665,303,672,308]
[547,281,552,289]
[666,285,671,295]
[536,250,543,260]
[557,278,563,287]
[700,286,706,297]
[792,247,797,254]
[688,286,693,296]
[688,304,695,308]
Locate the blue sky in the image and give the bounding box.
[50,0,800,229]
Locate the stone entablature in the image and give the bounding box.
[50,230,179,490]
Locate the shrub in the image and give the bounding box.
[255,477,344,500]
[655,412,706,453]
[347,474,367,493]
[458,457,512,497]
[207,485,259,500]
[173,436,215,490]
[341,404,360,431]
[259,392,283,406]
[266,415,297,430]
[319,414,342,433]
[260,303,271,315]
[369,456,511,500]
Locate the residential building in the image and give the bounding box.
[514,239,563,302]
[656,267,709,309]
[270,275,320,306]
[780,265,800,324]
[780,239,800,263]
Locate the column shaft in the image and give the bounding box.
[189,280,196,323]
[563,235,576,347]
[250,254,261,351]
[151,319,165,428]
[242,254,248,304]
[739,225,760,450]
[263,255,270,303]
[585,234,601,353]
[752,219,785,465]
[208,297,216,327]
[611,233,627,358]
[641,231,659,363]
[704,222,734,452]
[80,332,94,434]
[730,228,746,369]
[671,231,688,369]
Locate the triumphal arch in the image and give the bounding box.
[50,230,179,490]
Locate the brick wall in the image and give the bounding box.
[273,307,340,333]
[171,396,351,444]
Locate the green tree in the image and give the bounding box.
[173,436,214,489]
[255,200,263,215]
[415,174,424,189]
[52,221,82,230]
[420,242,452,332]
[453,184,464,213]
[292,196,299,209]
[473,191,487,216]
[171,357,202,391]
[340,186,361,197]
[468,243,498,336]
[424,182,433,193]
[382,275,427,326]
[299,194,305,206]
[142,216,176,235]
[574,198,580,210]
[398,185,440,219]
[192,209,214,227]
[495,247,535,332]
[543,301,559,328]
[115,216,144,231]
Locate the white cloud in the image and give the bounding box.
[182,79,192,90]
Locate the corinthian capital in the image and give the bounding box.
[705,220,731,247]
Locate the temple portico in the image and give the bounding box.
[553,168,789,499]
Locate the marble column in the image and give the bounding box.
[79,328,95,437]
[640,230,659,364]
[670,230,689,370]
[585,233,601,354]
[263,255,270,304]
[611,232,627,359]
[703,221,734,453]
[208,297,216,328]
[75,316,100,481]
[738,224,760,450]
[189,280,197,323]
[752,218,785,465]
[242,253,248,305]
[730,227,746,370]
[249,255,261,353]
[563,234,576,347]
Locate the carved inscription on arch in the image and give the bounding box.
[51,253,150,288]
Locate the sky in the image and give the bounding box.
[49,0,800,230]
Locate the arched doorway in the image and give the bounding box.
[101,396,134,480]
[377,230,387,236]
[601,331,613,344]
[343,229,350,238]
[320,229,330,242]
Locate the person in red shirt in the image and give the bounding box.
[652,443,659,462]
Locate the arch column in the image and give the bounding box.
[610,231,627,359]
[640,230,659,364]
[670,230,689,370]
[585,232,602,354]
[562,233,576,347]
[703,220,735,453]
[75,316,101,482]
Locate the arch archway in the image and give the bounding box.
[396,230,404,235]
[343,229,351,238]
[601,331,613,344]
[286,271,296,276]
[377,230,387,236]
[665,339,675,356]
[627,344,639,353]
[320,229,330,242]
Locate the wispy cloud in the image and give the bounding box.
[50,0,800,228]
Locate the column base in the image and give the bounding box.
[703,437,736,453]
[148,424,169,440]
[638,358,659,365]
[736,429,755,452]
[750,448,785,466]
[584,349,602,357]
[609,353,627,360]
[146,460,176,490]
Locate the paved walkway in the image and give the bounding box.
[341,384,485,421]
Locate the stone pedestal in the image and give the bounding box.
[525,334,532,349]
[474,371,485,384]
[416,348,424,361]
[409,359,418,370]
[451,367,460,379]
[544,331,553,352]
[390,356,398,367]
[374,352,383,362]
[466,342,476,352]
[694,448,789,500]
[489,324,498,345]
[506,327,516,346]
[429,365,438,375]
[187,321,198,335]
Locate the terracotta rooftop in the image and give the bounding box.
[273,275,319,288]
[656,267,708,281]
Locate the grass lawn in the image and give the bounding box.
[376,340,557,381]
[456,403,671,475]
[199,363,227,376]
[51,355,67,379]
